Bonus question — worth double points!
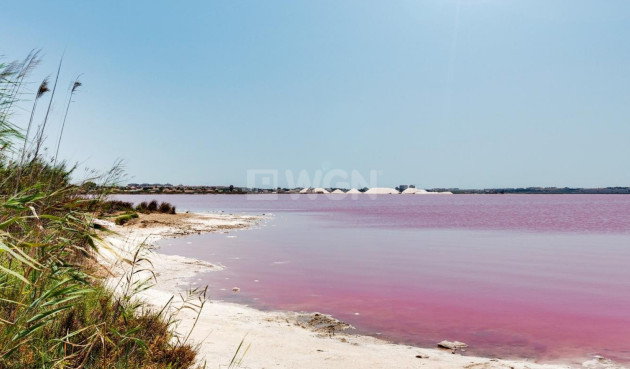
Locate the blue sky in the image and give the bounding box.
[2,0,630,188]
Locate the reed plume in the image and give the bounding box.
[53,76,82,166]
[32,55,63,161]
[15,78,50,191]
[0,50,40,123]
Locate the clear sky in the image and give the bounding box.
[2,0,629,188]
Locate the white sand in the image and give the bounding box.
[97,213,622,369]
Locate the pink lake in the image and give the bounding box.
[115,194,630,365]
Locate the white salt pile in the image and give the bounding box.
[365,187,399,195]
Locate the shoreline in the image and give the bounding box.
[97,212,622,369]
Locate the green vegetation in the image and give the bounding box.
[0,54,199,368]
[134,200,176,215]
[114,212,139,225]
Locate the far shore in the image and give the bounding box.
[109,185,630,195]
[96,212,623,369]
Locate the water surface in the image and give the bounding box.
[116,194,630,364]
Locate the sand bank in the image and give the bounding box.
[97,212,622,369]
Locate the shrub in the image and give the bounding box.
[136,201,149,213]
[135,200,177,214]
[158,202,176,214]
[101,200,134,213]
[114,212,139,225]
[147,200,159,212]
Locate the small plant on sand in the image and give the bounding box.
[136,201,149,213]
[135,200,176,214]
[100,199,135,213]
[159,201,176,214]
[114,211,139,225]
[147,200,159,212]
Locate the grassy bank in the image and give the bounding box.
[0,54,199,368]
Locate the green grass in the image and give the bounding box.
[0,53,200,368]
[114,212,139,225]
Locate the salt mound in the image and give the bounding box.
[439,191,453,195]
[313,188,330,194]
[401,188,417,194]
[299,188,311,194]
[331,189,345,194]
[346,188,361,194]
[414,189,428,194]
[365,187,399,195]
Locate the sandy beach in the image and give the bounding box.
[96,212,624,369]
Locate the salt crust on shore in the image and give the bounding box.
[97,213,623,369]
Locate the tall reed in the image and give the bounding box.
[53,77,81,167]
[14,78,49,192]
[32,55,63,161]
[1,54,201,369]
[0,50,40,126]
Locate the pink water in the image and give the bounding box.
[116,194,630,364]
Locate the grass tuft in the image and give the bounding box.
[114,212,139,225]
